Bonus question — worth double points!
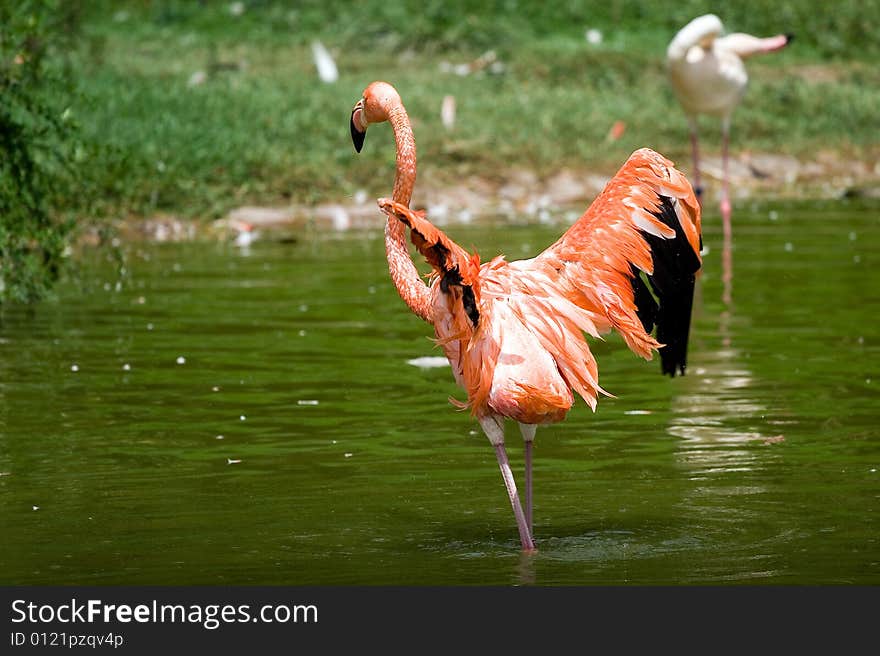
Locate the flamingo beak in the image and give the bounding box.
[762,33,792,53]
[350,101,366,153]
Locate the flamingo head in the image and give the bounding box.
[350,81,402,153]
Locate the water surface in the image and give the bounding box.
[1,200,878,584]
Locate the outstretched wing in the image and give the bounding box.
[531,148,702,376]
[377,198,482,327]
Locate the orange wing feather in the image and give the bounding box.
[530,147,702,375]
[546,148,701,259]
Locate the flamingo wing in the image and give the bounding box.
[530,148,702,376]
[666,14,724,63]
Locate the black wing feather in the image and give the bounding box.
[632,196,701,377]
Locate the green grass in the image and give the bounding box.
[60,1,880,220]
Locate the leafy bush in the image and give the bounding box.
[0,1,83,304]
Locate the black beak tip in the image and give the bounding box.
[350,117,365,153]
[784,33,795,43]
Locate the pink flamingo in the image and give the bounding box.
[667,14,791,238]
[351,81,702,551]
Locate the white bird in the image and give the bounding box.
[667,14,791,235]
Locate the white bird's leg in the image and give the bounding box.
[720,117,733,236]
[519,423,537,536]
[480,416,536,552]
[720,117,733,306]
[688,117,702,202]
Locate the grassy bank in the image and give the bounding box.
[53,1,880,220]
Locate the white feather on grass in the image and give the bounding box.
[441,95,456,130]
[311,41,338,83]
[407,356,450,369]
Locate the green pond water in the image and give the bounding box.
[1,200,878,585]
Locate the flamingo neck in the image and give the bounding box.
[388,105,416,205]
[384,100,433,323]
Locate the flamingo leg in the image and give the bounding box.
[720,118,732,239]
[719,118,734,308]
[519,423,537,535]
[525,442,533,534]
[493,445,535,552]
[481,416,535,552]
[688,117,702,202]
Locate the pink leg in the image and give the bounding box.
[525,441,533,533]
[494,444,536,552]
[720,120,732,240]
[720,120,733,306]
[519,423,537,536]
[722,225,733,308]
[689,119,702,203]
